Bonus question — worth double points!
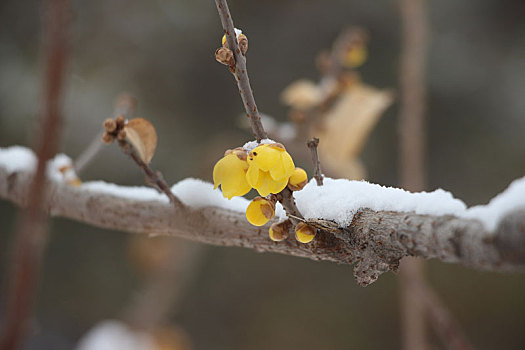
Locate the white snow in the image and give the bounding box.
[461,177,525,230]
[234,28,243,38]
[0,146,36,173]
[75,320,155,350]
[171,178,248,212]
[82,181,168,202]
[243,138,276,152]
[294,178,468,227]
[1,145,524,231]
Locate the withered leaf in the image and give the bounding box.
[313,83,393,179]
[124,118,158,164]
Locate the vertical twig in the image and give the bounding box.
[398,1,473,349]
[420,285,474,350]
[213,0,303,223]
[0,0,70,348]
[214,0,267,142]
[398,0,429,349]
[307,137,323,186]
[123,242,202,330]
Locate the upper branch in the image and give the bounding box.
[1,163,524,287]
[214,0,267,141]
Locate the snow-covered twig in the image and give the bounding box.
[1,150,524,287]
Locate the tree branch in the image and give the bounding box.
[0,0,70,348]
[1,164,524,287]
[307,137,323,186]
[214,0,267,142]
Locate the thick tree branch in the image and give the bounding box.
[2,164,524,287]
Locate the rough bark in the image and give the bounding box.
[1,165,524,286]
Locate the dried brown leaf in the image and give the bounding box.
[124,118,158,164]
[313,83,393,179]
[281,80,323,110]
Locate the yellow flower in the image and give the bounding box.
[295,222,316,243]
[213,151,251,199]
[246,144,295,197]
[343,44,368,68]
[288,167,308,191]
[246,197,275,226]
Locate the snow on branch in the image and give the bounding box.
[1,146,525,286]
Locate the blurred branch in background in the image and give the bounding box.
[73,93,137,175]
[397,0,473,349]
[397,0,430,347]
[0,0,70,349]
[243,28,393,180]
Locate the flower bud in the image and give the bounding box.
[246,197,275,226]
[115,115,126,127]
[288,167,308,191]
[215,47,235,67]
[103,118,117,133]
[117,129,127,141]
[269,220,291,242]
[295,222,316,243]
[102,132,115,144]
[238,34,248,55]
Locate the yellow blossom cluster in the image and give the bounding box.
[213,142,314,243]
[213,143,301,199]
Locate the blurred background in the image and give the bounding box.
[1,0,525,349]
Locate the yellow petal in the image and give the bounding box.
[213,154,251,199]
[249,145,281,172]
[269,176,288,194]
[254,171,272,197]
[280,151,295,178]
[246,197,275,226]
[245,163,260,187]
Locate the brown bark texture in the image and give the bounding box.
[1,164,524,287]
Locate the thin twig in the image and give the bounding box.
[396,1,467,350]
[214,0,267,142]
[118,140,185,208]
[419,284,474,350]
[124,242,202,330]
[0,0,70,348]
[307,137,323,186]
[74,94,137,174]
[213,0,303,222]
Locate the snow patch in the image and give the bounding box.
[0,146,36,173]
[461,177,525,230]
[76,320,155,350]
[294,178,468,227]
[243,138,276,152]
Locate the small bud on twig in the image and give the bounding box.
[238,34,248,55]
[215,47,235,67]
[269,219,292,242]
[117,129,127,141]
[103,118,117,133]
[102,132,115,144]
[115,115,126,127]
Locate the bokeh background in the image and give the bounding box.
[1,0,525,349]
